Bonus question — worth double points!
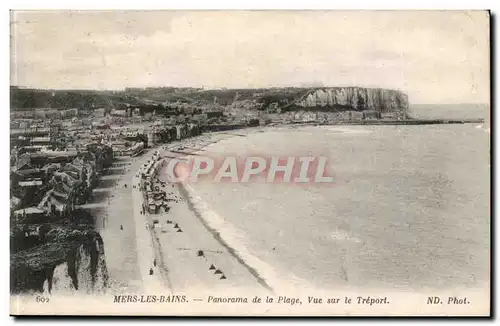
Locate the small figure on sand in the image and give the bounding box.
[149,268,154,275]
[120,225,123,230]
[153,259,157,267]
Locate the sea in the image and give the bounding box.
[189,104,490,291]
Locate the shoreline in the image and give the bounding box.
[177,180,274,293]
[80,132,254,295]
[10,122,489,306]
[273,118,485,127]
[29,122,488,296]
[11,124,490,314]
[102,121,489,294]
[148,126,317,294]
[138,129,277,295]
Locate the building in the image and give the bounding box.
[31,137,51,146]
[183,107,196,115]
[31,108,63,119]
[153,119,167,127]
[110,109,128,117]
[112,141,144,157]
[93,108,106,117]
[18,121,29,129]
[11,111,35,119]
[363,110,381,120]
[127,142,144,157]
[13,207,46,223]
[381,111,406,120]
[60,108,79,119]
[293,111,317,122]
[22,151,79,168]
[92,121,110,129]
[18,179,43,187]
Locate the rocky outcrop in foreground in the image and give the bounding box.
[295,87,409,113]
[10,227,108,295]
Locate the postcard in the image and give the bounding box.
[9,10,491,316]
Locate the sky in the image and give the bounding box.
[10,10,490,104]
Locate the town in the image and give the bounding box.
[9,86,414,232]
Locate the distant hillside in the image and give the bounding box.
[10,88,143,111]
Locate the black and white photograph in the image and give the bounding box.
[8,10,491,316]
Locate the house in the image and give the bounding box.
[34,108,59,119]
[31,137,51,146]
[41,163,62,178]
[123,142,144,157]
[60,108,79,119]
[363,110,381,120]
[15,154,33,171]
[381,111,406,120]
[13,207,46,223]
[18,121,29,129]
[18,179,43,187]
[293,111,317,122]
[27,151,79,168]
[38,188,71,216]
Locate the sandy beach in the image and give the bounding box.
[145,129,279,295]
[83,127,276,295]
[79,146,165,293]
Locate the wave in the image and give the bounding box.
[180,182,314,293]
[320,126,374,135]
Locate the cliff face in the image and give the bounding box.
[10,228,109,295]
[295,87,409,113]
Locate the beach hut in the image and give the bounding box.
[148,203,157,214]
[147,198,158,214]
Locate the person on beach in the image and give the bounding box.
[120,225,123,230]
[153,259,157,267]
